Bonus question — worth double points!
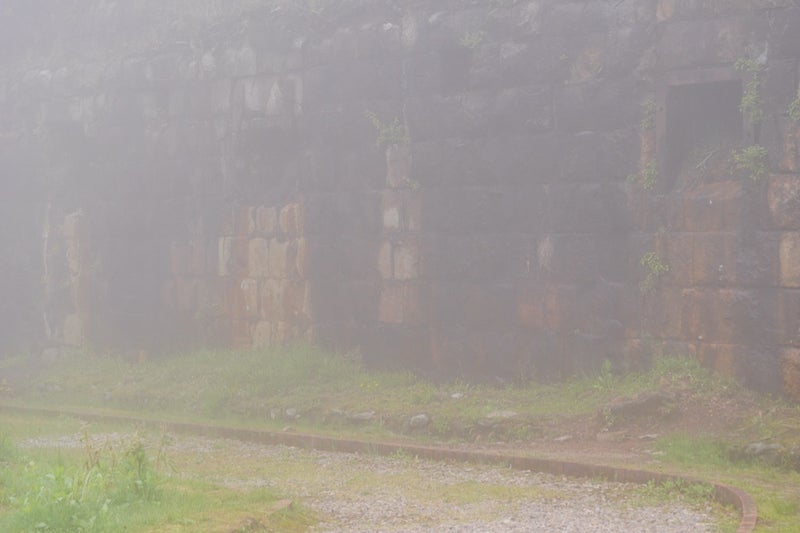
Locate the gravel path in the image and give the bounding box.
[23,432,725,532]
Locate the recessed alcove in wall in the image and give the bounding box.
[662,79,743,185]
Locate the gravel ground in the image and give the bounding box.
[23,432,726,532]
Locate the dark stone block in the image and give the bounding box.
[554,78,640,133]
[547,183,632,233]
[692,232,779,287]
[775,289,800,346]
[768,8,800,60]
[559,129,639,183]
[489,86,553,135]
[657,16,768,70]
[425,233,530,283]
[413,133,560,188]
[544,234,600,285]
[406,91,495,142]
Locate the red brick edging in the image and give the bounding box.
[2,405,757,532]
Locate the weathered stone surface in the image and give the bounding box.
[769,176,800,229]
[269,238,289,279]
[386,143,412,188]
[218,237,248,277]
[393,238,421,280]
[784,348,800,401]
[554,79,639,133]
[683,181,744,233]
[379,283,425,325]
[260,279,285,321]
[780,232,800,288]
[239,278,259,319]
[248,238,270,278]
[378,241,393,280]
[256,206,278,235]
[170,243,188,276]
[279,203,303,238]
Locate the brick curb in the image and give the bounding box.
[2,404,757,532]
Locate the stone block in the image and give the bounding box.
[560,129,639,183]
[248,238,270,278]
[260,278,285,321]
[170,243,188,276]
[279,203,303,238]
[195,279,225,318]
[697,343,738,380]
[657,16,765,70]
[268,238,289,279]
[769,175,800,229]
[379,283,426,325]
[185,241,204,276]
[62,313,85,346]
[683,181,744,232]
[554,79,638,133]
[256,206,278,235]
[393,238,421,280]
[784,348,800,401]
[662,232,693,287]
[283,280,311,322]
[231,320,251,348]
[295,238,309,279]
[769,8,800,59]
[692,233,778,287]
[175,277,198,312]
[780,232,800,288]
[775,289,800,346]
[516,285,577,334]
[378,241,393,280]
[643,288,684,339]
[386,143,412,188]
[61,210,85,240]
[223,206,255,236]
[383,205,401,232]
[548,183,631,233]
[240,278,259,319]
[489,85,554,135]
[218,237,248,277]
[252,321,272,348]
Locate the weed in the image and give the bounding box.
[459,30,486,49]
[640,97,657,130]
[593,359,617,393]
[627,161,658,191]
[731,144,769,182]
[639,478,715,503]
[639,251,669,294]
[735,58,764,125]
[789,87,800,122]
[364,110,410,149]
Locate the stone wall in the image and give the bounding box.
[1,0,799,398]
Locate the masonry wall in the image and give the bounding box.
[1,0,799,398]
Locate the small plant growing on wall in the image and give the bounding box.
[640,97,657,130]
[789,87,800,122]
[364,110,410,149]
[735,58,765,125]
[731,144,769,182]
[627,161,658,191]
[639,251,669,294]
[459,30,486,49]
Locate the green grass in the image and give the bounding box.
[1,346,740,443]
[0,421,313,532]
